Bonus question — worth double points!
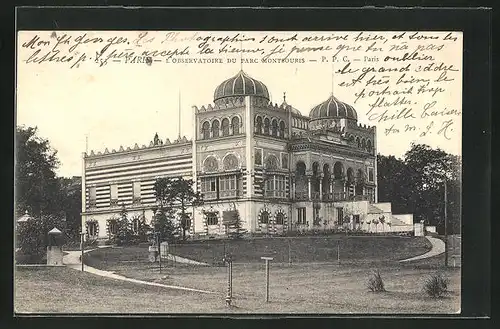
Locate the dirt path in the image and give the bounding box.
[399,236,445,263]
[62,247,216,294]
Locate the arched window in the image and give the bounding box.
[203,156,219,172]
[232,116,240,135]
[279,121,286,138]
[263,118,270,135]
[356,137,360,148]
[87,221,98,237]
[361,138,366,149]
[265,155,279,170]
[296,161,306,176]
[108,219,117,236]
[322,164,331,194]
[367,139,372,153]
[212,120,220,138]
[276,213,284,225]
[347,168,355,184]
[202,121,210,140]
[223,154,239,171]
[221,118,230,136]
[295,161,307,200]
[312,162,320,193]
[271,119,278,137]
[255,116,262,134]
[132,217,141,234]
[333,162,344,179]
[261,211,269,224]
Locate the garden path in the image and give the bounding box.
[62,247,216,294]
[399,236,445,263]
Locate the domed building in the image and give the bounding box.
[80,70,414,242]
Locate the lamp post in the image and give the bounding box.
[80,231,85,272]
[156,232,162,273]
[224,254,233,306]
[444,175,448,267]
[261,256,274,302]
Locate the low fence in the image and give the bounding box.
[167,235,428,266]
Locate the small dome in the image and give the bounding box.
[281,99,302,116]
[309,94,358,121]
[214,70,270,103]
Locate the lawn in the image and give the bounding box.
[15,236,460,314]
[14,266,222,313]
[15,262,460,314]
[84,235,433,269]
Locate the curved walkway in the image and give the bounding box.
[63,247,215,294]
[399,236,445,263]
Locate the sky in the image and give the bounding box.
[17,31,462,177]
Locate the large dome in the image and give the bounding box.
[214,70,270,103]
[309,94,358,121]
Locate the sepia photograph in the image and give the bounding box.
[14,28,463,314]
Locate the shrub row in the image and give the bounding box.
[367,270,450,298]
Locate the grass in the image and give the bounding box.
[15,236,460,314]
[14,266,222,313]
[15,262,460,314]
[84,235,432,268]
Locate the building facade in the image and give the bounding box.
[81,70,413,241]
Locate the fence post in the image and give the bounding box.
[337,240,340,265]
[261,256,274,303]
[288,239,292,266]
[225,255,233,306]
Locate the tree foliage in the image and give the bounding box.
[16,126,62,218]
[153,177,203,241]
[227,209,247,240]
[16,214,65,263]
[15,126,79,261]
[58,177,82,240]
[112,205,135,245]
[151,207,177,243]
[377,143,461,234]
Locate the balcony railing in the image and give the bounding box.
[292,192,373,202]
[220,189,240,198]
[202,191,217,200]
[294,191,308,200]
[264,190,287,198]
[353,194,371,201]
[322,192,348,201]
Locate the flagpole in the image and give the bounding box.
[240,40,243,71]
[178,90,181,139]
[332,59,334,96]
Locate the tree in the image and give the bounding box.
[404,144,461,234]
[58,176,82,241]
[227,209,247,240]
[114,204,134,245]
[379,215,386,232]
[131,212,151,243]
[151,207,177,243]
[377,143,461,235]
[153,177,203,240]
[16,126,71,260]
[16,214,65,263]
[16,126,63,218]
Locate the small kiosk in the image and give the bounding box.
[47,227,64,266]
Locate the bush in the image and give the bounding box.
[423,273,449,298]
[367,269,386,292]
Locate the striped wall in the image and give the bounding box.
[85,153,193,211]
